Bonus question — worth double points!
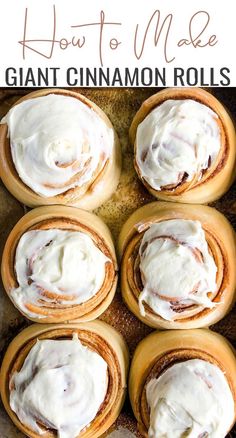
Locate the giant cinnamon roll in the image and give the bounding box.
[130,88,236,203]
[0,320,129,438]
[119,202,236,329]
[0,89,121,209]
[2,206,117,323]
[129,329,236,437]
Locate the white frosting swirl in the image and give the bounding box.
[147,359,234,438]
[10,335,108,438]
[139,219,217,320]
[12,229,110,318]
[1,94,113,197]
[136,99,221,190]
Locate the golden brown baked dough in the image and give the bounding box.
[129,329,236,437]
[0,320,129,438]
[0,88,121,209]
[130,87,236,204]
[119,202,236,329]
[2,205,118,323]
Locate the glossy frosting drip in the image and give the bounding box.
[12,229,110,318]
[136,99,221,190]
[138,219,217,320]
[146,359,234,438]
[10,335,108,438]
[1,94,113,197]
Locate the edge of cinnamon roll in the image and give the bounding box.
[130,87,236,204]
[118,202,236,329]
[0,320,129,438]
[0,88,121,210]
[1,205,118,323]
[129,329,236,437]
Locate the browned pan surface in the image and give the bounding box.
[0,87,235,437]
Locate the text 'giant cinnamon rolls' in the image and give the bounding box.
[119,202,236,329]
[0,89,121,209]
[2,206,118,323]
[130,88,236,204]
[0,320,129,438]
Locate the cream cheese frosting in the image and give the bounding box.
[146,359,234,438]
[136,99,221,190]
[1,94,113,197]
[12,229,110,318]
[138,219,217,320]
[10,335,108,438]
